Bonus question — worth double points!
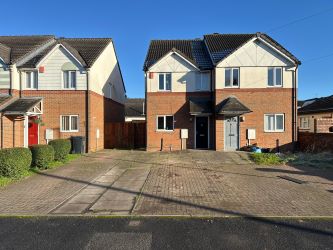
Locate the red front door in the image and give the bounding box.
[28,116,38,146]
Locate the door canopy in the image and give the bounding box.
[216,96,252,116]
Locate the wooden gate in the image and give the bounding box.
[105,122,146,149]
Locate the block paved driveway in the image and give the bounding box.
[0,150,332,216]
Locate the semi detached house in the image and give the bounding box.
[0,35,125,152]
[144,33,300,151]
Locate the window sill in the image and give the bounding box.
[157,90,172,92]
[267,85,283,88]
[264,130,285,133]
[156,130,174,133]
[60,130,79,133]
[224,86,240,88]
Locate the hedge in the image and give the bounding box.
[0,148,32,177]
[30,145,55,169]
[49,139,71,161]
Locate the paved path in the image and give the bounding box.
[0,149,333,217]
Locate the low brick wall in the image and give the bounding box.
[298,132,333,153]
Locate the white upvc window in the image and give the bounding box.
[156,115,174,131]
[196,72,210,91]
[268,67,282,87]
[300,117,310,129]
[158,73,171,91]
[63,71,76,89]
[264,114,285,132]
[225,68,239,87]
[25,71,38,89]
[60,115,79,132]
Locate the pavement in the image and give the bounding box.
[0,149,333,216]
[0,217,332,250]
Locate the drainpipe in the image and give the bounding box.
[19,70,22,98]
[1,114,3,149]
[8,65,13,96]
[85,68,90,153]
[292,65,298,152]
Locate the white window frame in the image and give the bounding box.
[264,114,285,132]
[300,117,310,129]
[225,68,239,88]
[156,115,174,131]
[60,115,79,132]
[158,73,172,91]
[63,70,77,89]
[25,71,38,89]
[268,67,283,87]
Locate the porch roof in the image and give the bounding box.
[1,97,42,115]
[216,96,252,116]
[189,97,212,115]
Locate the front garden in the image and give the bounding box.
[0,139,81,187]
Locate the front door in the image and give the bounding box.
[224,116,239,151]
[196,116,208,149]
[28,116,38,146]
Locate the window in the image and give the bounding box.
[60,115,79,132]
[264,114,285,132]
[158,73,171,91]
[268,67,282,87]
[196,72,210,90]
[225,68,239,87]
[300,117,310,129]
[26,71,38,89]
[63,71,76,89]
[156,115,173,131]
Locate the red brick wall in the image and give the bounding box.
[215,88,295,151]
[146,92,212,151]
[315,118,333,133]
[0,115,24,148]
[22,90,87,146]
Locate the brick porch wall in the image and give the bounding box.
[0,115,24,148]
[146,92,212,151]
[215,88,295,151]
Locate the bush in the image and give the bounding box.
[0,148,32,177]
[250,153,284,165]
[30,145,54,169]
[49,139,71,161]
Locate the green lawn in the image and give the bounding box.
[0,154,81,187]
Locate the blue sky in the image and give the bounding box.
[3,0,333,100]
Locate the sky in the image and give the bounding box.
[2,0,333,100]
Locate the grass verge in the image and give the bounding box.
[0,154,81,187]
[250,153,285,165]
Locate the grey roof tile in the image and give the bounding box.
[298,95,333,114]
[125,98,145,117]
[1,97,42,114]
[216,96,252,115]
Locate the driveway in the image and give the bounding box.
[0,150,332,216]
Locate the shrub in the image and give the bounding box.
[0,148,32,177]
[30,145,55,169]
[250,153,284,165]
[49,139,71,161]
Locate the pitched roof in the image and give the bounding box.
[1,97,42,115]
[298,95,333,114]
[0,95,12,107]
[19,38,112,68]
[189,97,212,114]
[216,96,252,115]
[0,35,55,64]
[203,33,301,65]
[125,98,145,117]
[144,39,213,70]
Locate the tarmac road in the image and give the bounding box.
[0,217,332,250]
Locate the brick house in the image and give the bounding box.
[0,35,125,152]
[298,95,333,133]
[144,33,300,151]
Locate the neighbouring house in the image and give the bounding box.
[143,33,300,151]
[0,35,126,152]
[298,95,333,133]
[125,98,145,122]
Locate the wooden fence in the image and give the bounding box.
[298,132,333,153]
[105,122,146,149]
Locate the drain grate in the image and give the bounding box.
[278,175,307,184]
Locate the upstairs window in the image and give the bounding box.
[225,68,239,87]
[26,71,38,89]
[63,71,76,89]
[157,115,173,131]
[268,67,282,87]
[264,114,285,132]
[158,73,171,91]
[60,115,79,132]
[196,72,210,91]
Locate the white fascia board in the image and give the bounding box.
[148,50,199,71]
[36,44,84,68]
